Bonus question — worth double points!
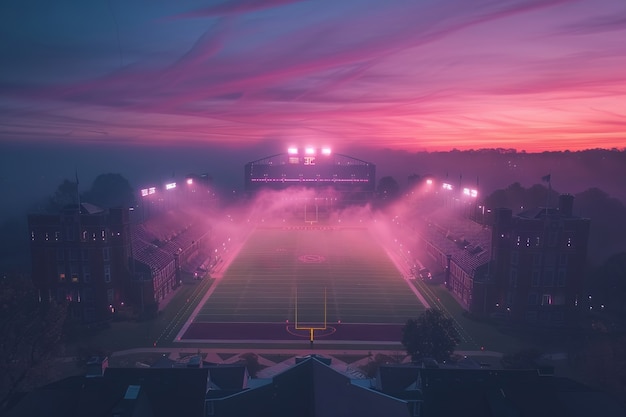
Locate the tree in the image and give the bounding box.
[0,276,67,410]
[401,309,459,363]
[44,179,80,213]
[82,173,135,209]
[377,176,400,201]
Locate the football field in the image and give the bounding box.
[181,225,427,342]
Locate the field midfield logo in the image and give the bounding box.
[298,254,326,263]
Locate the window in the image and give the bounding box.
[104,265,111,283]
[510,251,519,266]
[84,287,95,302]
[557,269,566,287]
[56,249,64,261]
[83,266,91,283]
[542,294,552,306]
[65,226,74,241]
[107,289,114,304]
[543,269,555,286]
[533,253,542,266]
[528,293,538,305]
[103,247,110,261]
[548,231,558,247]
[532,270,540,287]
[70,248,78,261]
[81,248,89,261]
[509,269,518,288]
[55,231,60,241]
[59,273,66,282]
[506,291,514,305]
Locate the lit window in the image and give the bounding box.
[59,273,66,282]
[542,294,552,305]
[31,231,35,241]
[45,232,49,241]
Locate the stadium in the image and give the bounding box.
[173,147,429,345]
[244,147,376,203]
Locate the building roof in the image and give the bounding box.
[209,356,411,417]
[376,365,626,417]
[420,209,492,276]
[6,368,209,417]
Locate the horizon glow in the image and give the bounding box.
[1,0,625,152]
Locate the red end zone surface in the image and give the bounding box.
[180,322,404,342]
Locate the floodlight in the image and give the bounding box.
[470,189,478,198]
[186,178,193,185]
[288,147,298,155]
[426,179,433,185]
[148,187,156,195]
[321,147,331,155]
[165,182,176,190]
[442,183,453,190]
[463,188,470,196]
[141,188,149,197]
[305,147,315,155]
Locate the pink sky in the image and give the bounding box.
[1,0,625,152]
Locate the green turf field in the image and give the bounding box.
[194,226,426,325]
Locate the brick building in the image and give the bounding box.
[418,194,590,326]
[28,203,132,323]
[28,203,211,323]
[491,194,590,325]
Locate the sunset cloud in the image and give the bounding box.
[0,0,625,152]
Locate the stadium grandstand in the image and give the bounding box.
[244,147,376,204]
